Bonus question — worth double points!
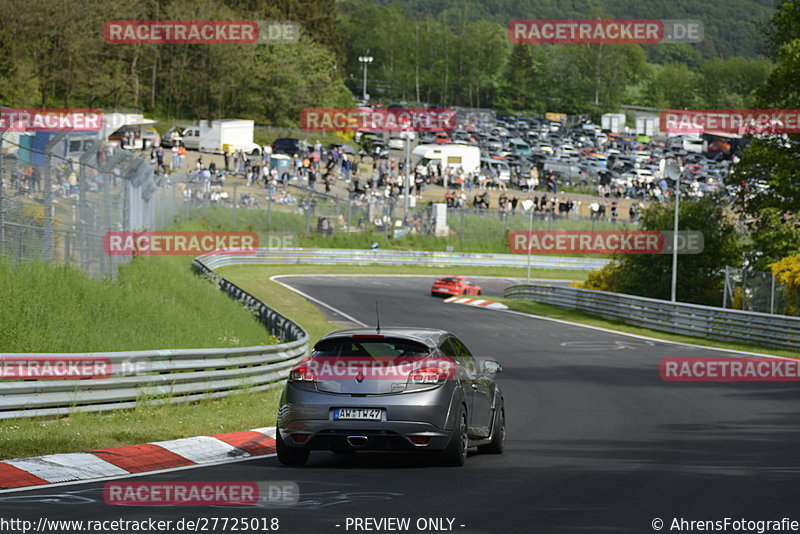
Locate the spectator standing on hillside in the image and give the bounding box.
[177,143,186,169]
[308,168,317,190]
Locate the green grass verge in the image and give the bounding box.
[0,254,291,459]
[499,298,799,359]
[0,387,282,459]
[184,204,628,254]
[0,255,272,352]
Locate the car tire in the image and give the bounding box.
[440,407,468,467]
[476,290,482,296]
[478,406,505,454]
[276,431,310,466]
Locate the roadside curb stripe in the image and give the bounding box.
[4,453,129,483]
[149,435,249,464]
[0,463,49,488]
[444,296,509,310]
[91,443,195,473]
[211,431,276,456]
[0,427,277,491]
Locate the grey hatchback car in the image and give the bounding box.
[276,327,505,466]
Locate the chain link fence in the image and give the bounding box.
[722,267,787,315]
[0,131,182,278]
[0,132,643,278]
[171,172,635,249]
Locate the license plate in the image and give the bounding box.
[333,408,383,421]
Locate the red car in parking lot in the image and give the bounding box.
[431,276,482,297]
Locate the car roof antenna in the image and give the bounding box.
[375,301,381,334]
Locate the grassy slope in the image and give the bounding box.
[0,255,285,459]
[0,256,271,352]
[187,204,628,255]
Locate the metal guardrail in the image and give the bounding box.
[196,247,610,271]
[0,257,308,420]
[505,284,800,350]
[0,248,599,419]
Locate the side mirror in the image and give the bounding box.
[482,360,502,375]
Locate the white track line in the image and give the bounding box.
[270,275,367,326]
[274,274,793,360]
[490,306,796,361]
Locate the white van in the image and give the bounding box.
[480,157,511,181]
[182,126,201,150]
[412,143,480,174]
[683,137,707,154]
[182,120,260,154]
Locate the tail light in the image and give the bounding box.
[289,359,316,382]
[408,367,449,385]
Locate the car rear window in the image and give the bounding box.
[313,337,430,358]
[437,278,462,284]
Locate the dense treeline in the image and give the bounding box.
[0,0,352,125]
[584,0,800,306]
[728,0,800,270]
[0,0,781,124]
[340,0,775,114]
[375,0,778,59]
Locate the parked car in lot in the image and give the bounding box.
[272,138,303,156]
[543,159,588,185]
[361,138,389,159]
[160,126,185,148]
[431,276,482,297]
[276,328,505,466]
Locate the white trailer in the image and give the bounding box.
[601,113,626,134]
[411,143,480,173]
[184,119,260,154]
[635,114,659,136]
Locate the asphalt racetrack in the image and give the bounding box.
[4,275,800,533]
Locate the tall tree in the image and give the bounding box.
[728,0,800,269]
[495,43,544,114]
[585,197,741,305]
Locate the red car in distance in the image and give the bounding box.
[431,276,482,297]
